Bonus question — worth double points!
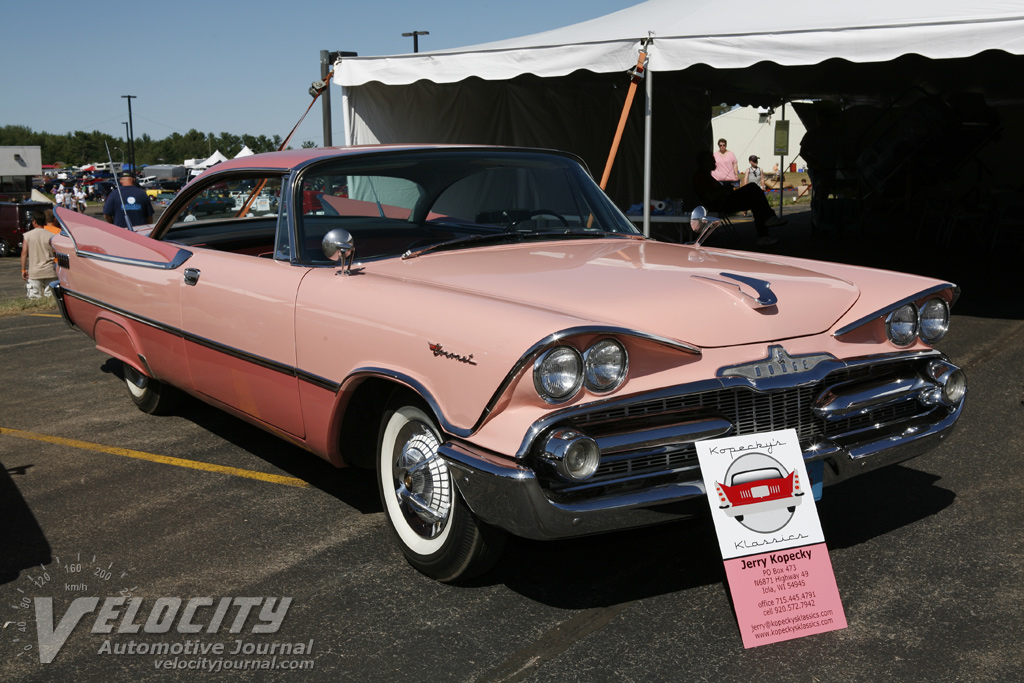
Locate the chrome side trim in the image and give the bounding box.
[833,283,958,338]
[62,289,162,332]
[75,247,192,270]
[59,287,333,386]
[58,289,469,436]
[477,325,701,432]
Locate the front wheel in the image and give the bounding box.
[377,400,505,582]
[123,363,181,415]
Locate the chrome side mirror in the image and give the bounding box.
[688,206,721,247]
[322,228,355,274]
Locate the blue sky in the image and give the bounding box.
[2,0,633,144]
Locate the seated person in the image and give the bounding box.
[692,150,786,246]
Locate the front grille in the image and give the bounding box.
[557,362,932,487]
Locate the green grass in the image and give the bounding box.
[0,296,58,318]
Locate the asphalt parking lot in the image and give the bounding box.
[2,213,1023,681]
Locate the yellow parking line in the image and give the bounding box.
[0,427,309,488]
[28,313,62,318]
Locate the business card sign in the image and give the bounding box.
[697,429,847,648]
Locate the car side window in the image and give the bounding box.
[296,172,424,264]
[161,174,283,258]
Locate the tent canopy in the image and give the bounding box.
[333,0,1024,224]
[336,0,1024,91]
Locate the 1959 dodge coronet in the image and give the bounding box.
[49,145,966,581]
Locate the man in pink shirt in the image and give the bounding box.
[712,138,740,188]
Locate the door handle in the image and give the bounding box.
[184,268,201,286]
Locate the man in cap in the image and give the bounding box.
[743,155,765,191]
[103,171,154,229]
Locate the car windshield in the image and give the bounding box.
[294,149,641,264]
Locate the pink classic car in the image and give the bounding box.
[49,146,967,581]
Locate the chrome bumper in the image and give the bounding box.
[441,400,962,540]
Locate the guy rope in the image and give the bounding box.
[598,37,651,191]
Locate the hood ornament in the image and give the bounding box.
[692,272,778,308]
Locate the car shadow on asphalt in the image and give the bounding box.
[467,464,955,609]
[0,461,52,586]
[100,359,382,516]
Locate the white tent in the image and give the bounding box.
[198,150,230,168]
[337,0,1024,87]
[184,150,229,170]
[334,0,1024,232]
[234,145,255,158]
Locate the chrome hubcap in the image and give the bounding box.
[393,422,451,539]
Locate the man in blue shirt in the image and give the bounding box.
[103,171,154,229]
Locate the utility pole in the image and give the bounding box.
[121,95,137,172]
[402,31,429,53]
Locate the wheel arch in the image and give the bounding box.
[93,314,151,378]
[333,374,451,470]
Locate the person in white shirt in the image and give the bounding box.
[743,155,765,190]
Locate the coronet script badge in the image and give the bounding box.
[428,343,477,365]
[718,345,836,381]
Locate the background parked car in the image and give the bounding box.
[0,200,51,256]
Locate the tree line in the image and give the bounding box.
[0,125,309,167]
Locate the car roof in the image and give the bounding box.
[195,144,569,177]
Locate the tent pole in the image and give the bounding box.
[643,68,653,238]
[777,101,786,219]
[321,50,334,147]
[341,87,351,146]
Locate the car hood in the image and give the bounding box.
[368,239,860,348]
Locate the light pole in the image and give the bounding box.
[121,122,129,172]
[121,95,136,172]
[402,31,429,53]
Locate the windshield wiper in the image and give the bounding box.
[402,232,523,259]
[402,229,641,260]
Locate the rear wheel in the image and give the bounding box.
[123,363,181,415]
[0,238,11,257]
[377,399,505,582]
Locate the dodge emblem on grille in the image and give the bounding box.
[719,345,836,381]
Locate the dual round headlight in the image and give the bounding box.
[534,339,628,403]
[886,298,950,346]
